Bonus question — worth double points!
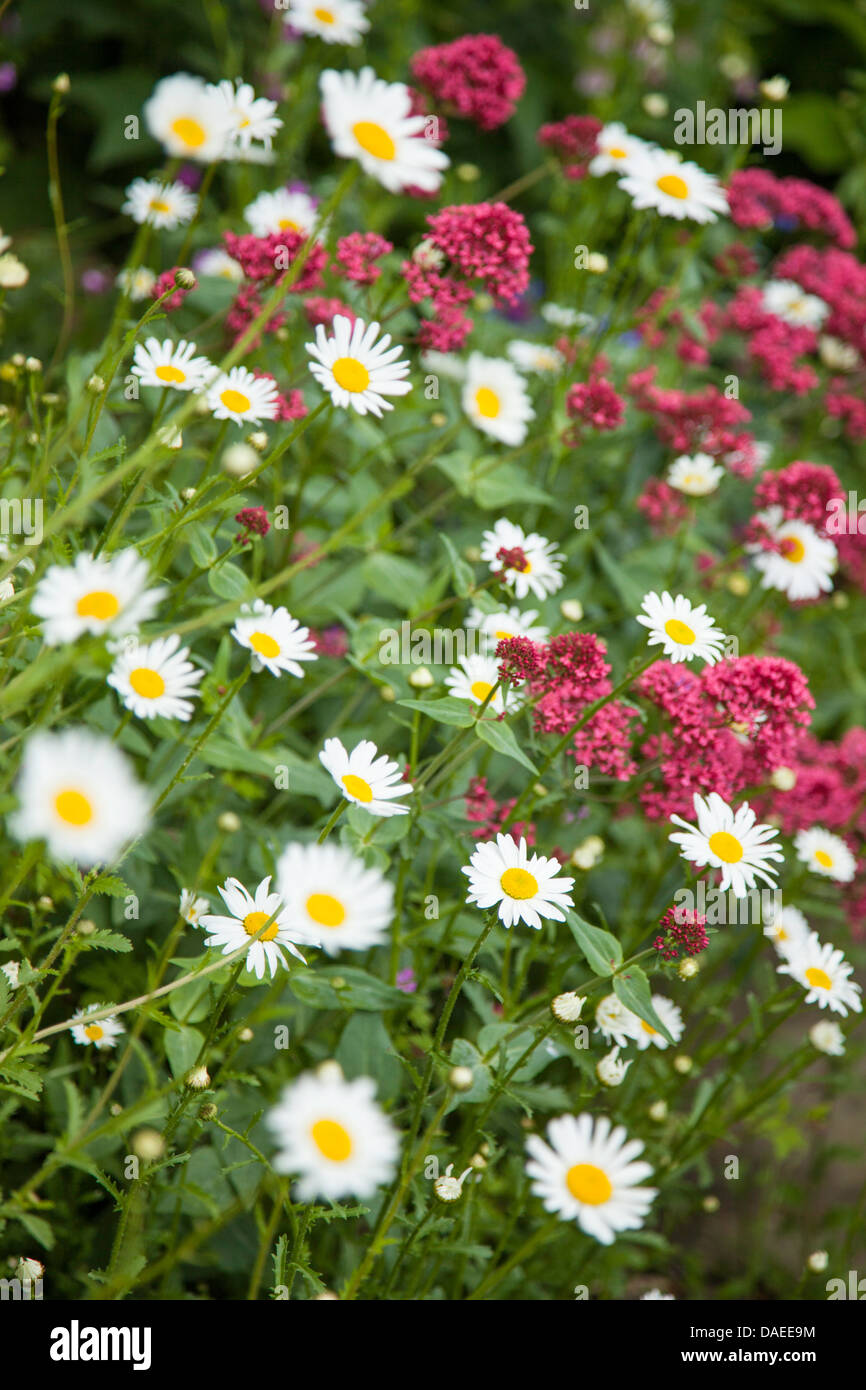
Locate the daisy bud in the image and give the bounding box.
[807,1250,829,1273]
[41,392,62,406]
[560,598,584,622]
[770,766,796,792]
[809,1020,845,1056]
[24,357,42,373]
[463,545,481,562]
[647,21,674,44]
[193,393,211,416]
[76,918,97,936]
[132,1128,165,1161]
[448,1065,474,1092]
[570,835,605,870]
[53,73,70,93]
[86,374,105,395]
[16,1256,44,1283]
[221,442,257,478]
[10,354,24,367]
[719,53,750,81]
[596,1046,631,1087]
[469,1151,487,1170]
[247,430,269,451]
[673,1054,693,1075]
[678,958,700,980]
[409,666,435,689]
[832,591,849,610]
[157,424,183,450]
[702,1195,720,1213]
[434,1164,473,1202]
[819,336,858,372]
[379,683,397,702]
[759,75,789,101]
[456,163,481,182]
[217,811,241,833]
[648,1099,668,1122]
[314,1290,339,1300]
[587,252,608,274]
[532,783,548,798]
[726,572,750,596]
[238,1026,254,1043]
[186,1066,210,1090]
[174,267,197,290]
[199,1103,218,1121]
[551,991,586,1023]
[430,411,447,428]
[642,93,669,117]
[180,487,196,502]
[110,1102,122,1116]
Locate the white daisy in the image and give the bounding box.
[667,452,724,497]
[200,875,319,980]
[306,314,411,417]
[206,365,279,425]
[669,792,784,898]
[231,599,318,678]
[286,0,370,45]
[763,903,811,958]
[589,122,654,177]
[540,303,592,331]
[243,187,318,237]
[636,591,726,665]
[762,279,829,331]
[143,72,235,163]
[618,148,729,223]
[180,888,210,926]
[445,653,522,715]
[506,340,565,375]
[466,604,549,655]
[480,518,564,601]
[70,1004,125,1050]
[9,729,151,866]
[208,79,282,153]
[809,1019,846,1056]
[632,995,683,1051]
[462,833,574,931]
[462,353,535,447]
[525,1113,657,1245]
[195,248,243,282]
[116,266,157,301]
[793,827,856,883]
[121,177,197,230]
[419,349,466,381]
[275,841,394,957]
[594,993,642,1047]
[749,507,837,602]
[777,932,862,1017]
[267,1063,399,1201]
[319,737,413,817]
[319,66,449,194]
[107,632,203,721]
[131,337,214,393]
[31,549,166,645]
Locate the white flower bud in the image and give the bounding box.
[551,991,586,1023]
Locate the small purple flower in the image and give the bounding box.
[396,968,417,995]
[0,62,17,93]
[80,268,112,294]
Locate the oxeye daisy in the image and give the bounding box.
[208,79,282,153]
[749,507,837,602]
[122,177,197,230]
[480,518,564,601]
[116,266,157,301]
[525,1113,658,1245]
[462,353,535,446]
[636,591,726,665]
[589,121,653,177]
[206,365,279,425]
[266,1063,399,1201]
[761,279,829,331]
[632,995,683,1051]
[179,888,210,926]
[107,633,204,721]
[506,340,565,376]
[275,841,394,957]
[466,604,550,653]
[595,994,642,1047]
[285,0,370,45]
[462,833,574,930]
[319,737,413,817]
[763,903,811,957]
[199,876,319,980]
[793,828,857,883]
[31,549,166,645]
[618,148,728,223]
[777,932,862,1017]
[809,1020,846,1056]
[9,729,151,866]
[306,314,411,417]
[666,453,724,497]
[669,792,784,898]
[243,187,318,237]
[70,1004,125,1050]
[195,248,243,282]
[143,72,234,163]
[445,654,522,714]
[319,66,449,194]
[231,599,318,678]
[131,337,214,393]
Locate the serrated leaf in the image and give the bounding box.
[475,718,537,773]
[565,911,623,977]
[613,965,675,1045]
[83,929,133,953]
[89,874,129,899]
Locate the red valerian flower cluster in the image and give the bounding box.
[252,369,307,421]
[152,266,192,312]
[335,232,393,286]
[411,34,525,131]
[751,461,843,536]
[536,114,602,180]
[626,367,755,464]
[223,228,327,346]
[235,506,270,543]
[636,479,691,536]
[725,285,819,395]
[654,905,710,962]
[564,371,626,444]
[727,169,856,250]
[464,775,535,844]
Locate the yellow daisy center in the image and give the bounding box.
[306,893,346,928]
[332,356,371,393]
[171,116,207,149]
[608,146,628,159]
[84,1023,104,1042]
[782,536,805,563]
[129,667,166,700]
[664,618,696,645]
[155,364,186,384]
[708,830,743,864]
[494,628,515,640]
[311,1118,353,1162]
[814,849,833,868]
[249,630,280,659]
[470,680,494,702]
[566,1162,613,1205]
[54,789,94,826]
[641,1020,657,1035]
[657,173,689,200]
[220,388,251,414]
[352,120,396,162]
[776,927,788,941]
[76,590,120,621]
[149,198,171,215]
[499,866,539,900]
[314,6,335,21]
[805,966,832,991]
[278,218,301,231]
[243,910,279,942]
[475,386,501,419]
[342,773,373,802]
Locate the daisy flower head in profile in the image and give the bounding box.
[589,121,654,177]
[595,993,642,1047]
[206,365,279,425]
[667,452,724,497]
[462,353,535,446]
[231,599,318,679]
[9,728,151,866]
[306,314,411,417]
[466,604,549,654]
[763,903,811,957]
[275,841,394,957]
[122,177,197,230]
[194,248,243,282]
[179,888,210,927]
[749,507,837,602]
[636,591,726,665]
[267,1062,399,1201]
[480,518,564,601]
[445,653,523,715]
[285,0,370,46]
[319,737,413,817]
[794,827,856,883]
[207,79,282,154]
[761,279,829,331]
[199,876,320,980]
[506,340,565,376]
[777,932,862,1017]
[243,187,318,237]
[319,66,449,194]
[669,792,784,898]
[632,995,683,1051]
[143,72,234,163]
[809,1019,845,1056]
[70,1004,124,1050]
[31,549,166,645]
[107,632,204,722]
[462,834,574,930]
[618,147,728,223]
[131,337,214,393]
[525,1113,657,1245]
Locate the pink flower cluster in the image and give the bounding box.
[222,229,327,347]
[627,367,754,460]
[537,114,602,180]
[564,371,625,444]
[151,267,192,312]
[252,369,307,421]
[411,34,525,131]
[464,775,535,844]
[727,169,856,250]
[654,905,710,962]
[303,296,357,329]
[751,460,843,536]
[335,232,393,286]
[774,245,866,359]
[725,285,818,394]
[636,478,690,536]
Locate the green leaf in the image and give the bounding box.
[16,1212,54,1250]
[475,718,538,773]
[565,911,623,977]
[289,966,408,1012]
[439,533,475,596]
[89,874,129,899]
[336,1014,403,1100]
[207,561,251,601]
[82,929,133,953]
[164,1026,204,1079]
[188,524,219,569]
[613,965,675,1045]
[397,696,474,727]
